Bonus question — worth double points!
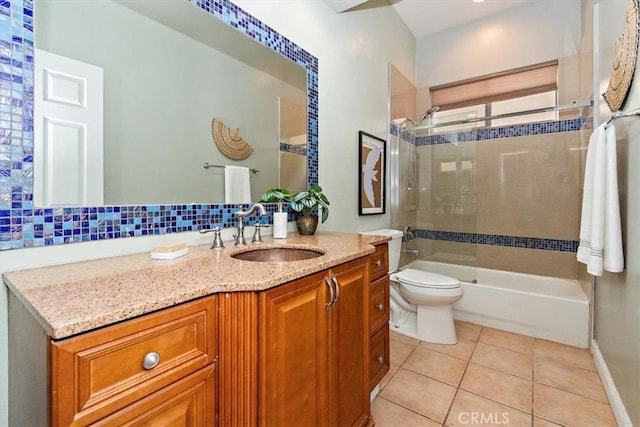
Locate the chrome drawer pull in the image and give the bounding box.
[325,277,335,308]
[332,275,340,304]
[376,303,384,311]
[374,259,382,267]
[376,355,384,364]
[142,351,160,370]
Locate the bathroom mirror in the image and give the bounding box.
[34,0,309,205]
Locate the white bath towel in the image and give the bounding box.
[224,165,251,204]
[577,123,624,276]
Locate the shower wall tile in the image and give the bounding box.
[475,137,519,236]
[476,245,520,272]
[516,248,578,279]
[475,244,577,278]
[515,133,581,240]
[469,130,583,242]
[425,240,478,265]
[390,65,416,122]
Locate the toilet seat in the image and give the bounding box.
[395,269,460,289]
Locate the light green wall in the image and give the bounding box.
[235,0,416,233]
[586,0,640,424]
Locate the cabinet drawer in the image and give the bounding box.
[50,296,217,427]
[369,327,389,390]
[92,364,216,426]
[370,244,388,280]
[370,276,389,333]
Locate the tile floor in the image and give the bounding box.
[371,321,617,426]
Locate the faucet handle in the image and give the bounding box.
[252,223,269,244]
[200,227,225,250]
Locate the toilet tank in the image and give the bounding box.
[359,229,404,273]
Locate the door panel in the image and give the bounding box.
[35,48,104,206]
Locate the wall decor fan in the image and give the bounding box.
[211,118,254,160]
[603,0,640,112]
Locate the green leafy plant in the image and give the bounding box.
[290,185,330,223]
[259,188,291,213]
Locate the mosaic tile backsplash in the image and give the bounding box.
[0,0,318,250]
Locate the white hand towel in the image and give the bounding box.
[577,123,624,276]
[224,165,251,204]
[603,124,624,273]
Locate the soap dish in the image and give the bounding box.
[151,247,189,260]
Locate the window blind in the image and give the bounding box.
[430,60,558,111]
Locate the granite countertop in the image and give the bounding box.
[3,232,388,340]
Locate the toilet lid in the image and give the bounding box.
[395,269,460,289]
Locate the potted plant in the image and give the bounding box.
[290,185,330,235]
[260,188,292,239]
[260,188,291,212]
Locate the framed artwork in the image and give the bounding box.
[358,131,386,215]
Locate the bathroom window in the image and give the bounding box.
[430,91,557,133]
[428,60,558,133]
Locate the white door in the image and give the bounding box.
[34,48,104,207]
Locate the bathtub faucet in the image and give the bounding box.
[403,226,415,242]
[403,249,420,257]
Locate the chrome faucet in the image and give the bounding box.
[233,203,266,246]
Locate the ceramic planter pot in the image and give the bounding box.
[296,216,318,235]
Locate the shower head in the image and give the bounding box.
[413,106,440,126]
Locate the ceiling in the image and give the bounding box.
[324,0,535,39]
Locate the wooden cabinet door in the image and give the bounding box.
[91,365,216,426]
[259,270,331,427]
[329,258,371,427]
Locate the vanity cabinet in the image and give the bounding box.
[258,256,371,427]
[7,234,386,427]
[9,294,217,426]
[368,243,390,390]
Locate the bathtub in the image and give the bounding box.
[401,260,590,348]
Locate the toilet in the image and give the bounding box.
[361,229,464,344]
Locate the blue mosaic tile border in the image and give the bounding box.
[389,115,592,147]
[416,117,589,146]
[415,229,579,253]
[0,0,318,250]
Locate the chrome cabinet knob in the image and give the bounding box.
[142,351,160,370]
[376,303,384,311]
[374,259,382,267]
[376,355,384,364]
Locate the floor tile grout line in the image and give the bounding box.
[375,395,441,425]
[532,352,609,404]
[533,380,613,406]
[440,336,477,427]
[457,330,536,418]
[531,350,537,426]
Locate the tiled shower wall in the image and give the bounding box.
[408,122,590,279]
[389,59,591,280]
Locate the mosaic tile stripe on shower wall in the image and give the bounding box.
[415,117,589,146]
[0,0,318,250]
[414,229,579,252]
